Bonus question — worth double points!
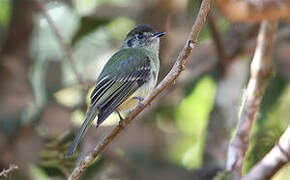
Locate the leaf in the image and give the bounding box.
[39,132,77,177]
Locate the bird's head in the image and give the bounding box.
[122,24,166,51]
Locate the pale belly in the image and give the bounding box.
[116,74,156,112]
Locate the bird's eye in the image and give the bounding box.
[137,33,144,39]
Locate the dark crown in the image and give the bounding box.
[126,24,157,37]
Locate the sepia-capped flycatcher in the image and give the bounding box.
[67,24,165,156]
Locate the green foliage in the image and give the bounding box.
[169,136,202,170]
[175,76,216,136]
[0,0,11,27]
[29,165,51,180]
[199,17,230,41]
[39,132,77,178]
[257,74,287,125]
[72,16,109,46]
[106,17,135,41]
[187,0,200,10]
[0,0,11,49]
[216,18,230,33]
[169,76,216,169]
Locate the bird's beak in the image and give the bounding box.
[152,32,166,38]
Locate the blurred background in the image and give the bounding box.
[0,0,289,179]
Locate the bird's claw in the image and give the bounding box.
[116,110,124,121]
[116,110,126,129]
[133,96,144,107]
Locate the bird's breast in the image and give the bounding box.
[117,71,157,112]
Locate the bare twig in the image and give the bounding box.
[68,0,212,179]
[207,12,226,62]
[0,164,18,178]
[36,0,85,86]
[214,0,290,22]
[242,125,290,180]
[226,21,278,177]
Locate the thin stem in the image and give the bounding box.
[226,21,278,177]
[0,164,18,177]
[36,0,86,86]
[207,12,226,63]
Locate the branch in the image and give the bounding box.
[207,12,226,61]
[214,0,290,22]
[226,21,277,176]
[0,164,18,178]
[35,0,86,86]
[242,125,290,180]
[207,11,227,76]
[68,0,212,179]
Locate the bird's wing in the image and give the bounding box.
[67,49,151,157]
[90,49,151,126]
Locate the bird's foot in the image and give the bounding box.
[116,110,126,129]
[133,96,144,107]
[116,110,124,121]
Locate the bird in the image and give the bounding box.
[67,24,165,157]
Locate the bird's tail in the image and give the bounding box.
[66,107,98,157]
